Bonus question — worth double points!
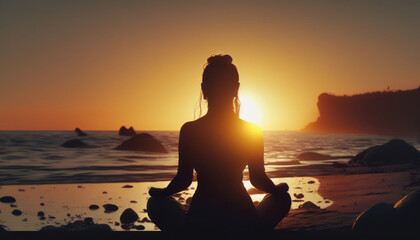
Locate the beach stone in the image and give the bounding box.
[120,208,139,224]
[130,200,137,203]
[40,216,46,220]
[103,204,118,213]
[18,189,25,192]
[40,220,112,232]
[114,133,168,153]
[294,193,304,199]
[352,202,396,233]
[12,209,22,216]
[297,152,334,160]
[37,211,44,217]
[119,126,136,136]
[0,196,16,203]
[75,128,87,136]
[84,217,93,224]
[394,189,420,230]
[61,139,90,148]
[134,225,145,230]
[121,224,131,230]
[122,185,133,188]
[298,201,320,210]
[40,203,45,206]
[307,180,315,184]
[89,204,99,210]
[349,139,420,166]
[10,204,17,208]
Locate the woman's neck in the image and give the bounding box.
[206,100,236,118]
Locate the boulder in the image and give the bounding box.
[349,139,420,166]
[61,139,90,148]
[120,208,139,224]
[75,128,87,136]
[114,133,168,153]
[119,126,136,136]
[352,202,397,233]
[394,189,420,230]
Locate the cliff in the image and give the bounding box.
[302,87,420,136]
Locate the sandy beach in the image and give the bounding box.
[1,163,419,233]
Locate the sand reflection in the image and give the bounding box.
[0,177,331,231]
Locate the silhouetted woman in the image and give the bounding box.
[148,55,291,234]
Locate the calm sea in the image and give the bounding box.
[1,131,419,185]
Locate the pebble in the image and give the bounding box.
[0,196,16,203]
[37,211,45,217]
[103,204,118,213]
[294,193,304,199]
[89,204,99,210]
[84,217,93,224]
[12,209,22,216]
[308,180,315,184]
[40,203,45,206]
[135,225,145,230]
[130,200,137,203]
[122,185,133,188]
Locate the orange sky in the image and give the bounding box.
[0,1,419,130]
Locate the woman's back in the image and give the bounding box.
[183,115,261,229]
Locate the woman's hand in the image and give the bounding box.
[148,187,167,197]
[273,182,289,195]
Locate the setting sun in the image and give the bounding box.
[239,95,262,126]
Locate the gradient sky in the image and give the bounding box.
[0,0,419,130]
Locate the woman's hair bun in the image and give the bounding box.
[207,54,233,65]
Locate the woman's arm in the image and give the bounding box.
[149,123,193,197]
[248,126,288,194]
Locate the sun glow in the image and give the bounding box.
[239,95,262,126]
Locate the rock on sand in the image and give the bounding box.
[120,208,139,224]
[349,139,420,166]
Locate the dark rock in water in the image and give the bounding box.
[103,204,118,213]
[75,128,87,136]
[12,209,22,216]
[122,185,133,188]
[298,201,320,209]
[114,133,168,153]
[89,204,99,210]
[119,126,136,136]
[37,211,44,217]
[349,139,420,166]
[40,220,112,232]
[40,203,45,206]
[120,208,139,224]
[294,193,304,199]
[10,204,17,208]
[394,189,420,230]
[352,202,396,232]
[61,139,90,148]
[0,196,16,203]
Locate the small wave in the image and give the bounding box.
[2,155,27,160]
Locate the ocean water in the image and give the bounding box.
[0,131,419,185]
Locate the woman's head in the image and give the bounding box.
[200,54,240,116]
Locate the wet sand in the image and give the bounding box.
[1,165,420,233]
